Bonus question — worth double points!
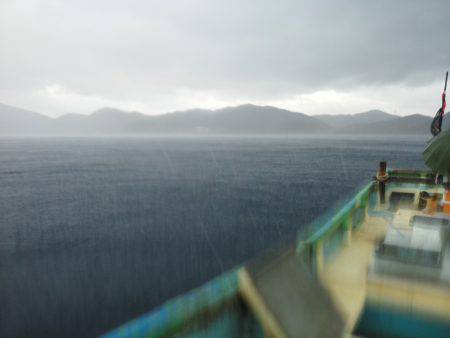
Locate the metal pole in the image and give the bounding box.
[378,161,387,204]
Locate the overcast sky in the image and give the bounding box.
[1,0,449,117]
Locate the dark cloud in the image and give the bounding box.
[0,0,449,115]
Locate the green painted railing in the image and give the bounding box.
[103,169,433,338]
[101,269,248,338]
[388,169,435,181]
[296,182,374,271]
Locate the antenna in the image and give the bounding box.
[444,71,448,92]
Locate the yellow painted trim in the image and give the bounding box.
[237,268,288,338]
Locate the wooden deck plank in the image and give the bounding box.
[321,217,387,332]
[323,206,450,333]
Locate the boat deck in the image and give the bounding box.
[322,207,450,335]
[322,216,387,332]
[103,170,450,338]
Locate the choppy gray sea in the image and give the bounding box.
[0,135,428,337]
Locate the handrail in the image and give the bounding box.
[388,169,434,181]
[306,182,373,245]
[102,269,240,338]
[103,169,433,337]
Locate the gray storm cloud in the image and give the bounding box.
[0,0,449,116]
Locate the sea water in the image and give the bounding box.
[0,135,427,337]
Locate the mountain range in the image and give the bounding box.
[0,102,434,135]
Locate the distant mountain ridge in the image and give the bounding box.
[315,110,398,128]
[0,102,434,135]
[0,102,53,134]
[337,114,434,134]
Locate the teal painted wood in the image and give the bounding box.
[102,270,241,338]
[294,181,373,273]
[172,304,263,338]
[388,169,434,181]
[305,181,372,244]
[101,179,373,338]
[103,169,435,338]
[355,303,450,338]
[296,181,373,265]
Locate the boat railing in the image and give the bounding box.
[103,169,435,338]
[388,169,435,182]
[296,182,373,274]
[101,269,250,338]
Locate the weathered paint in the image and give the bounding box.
[388,169,435,181]
[355,303,450,338]
[102,270,243,338]
[237,269,287,338]
[104,169,445,338]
